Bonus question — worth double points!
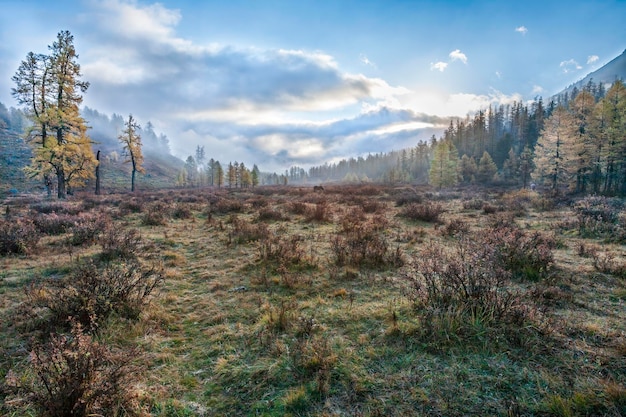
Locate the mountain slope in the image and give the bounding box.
[557,48,626,97]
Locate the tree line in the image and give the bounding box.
[296,78,626,196]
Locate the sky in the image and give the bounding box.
[1,0,625,172]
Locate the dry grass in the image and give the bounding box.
[1,185,625,416]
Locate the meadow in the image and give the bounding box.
[1,184,625,416]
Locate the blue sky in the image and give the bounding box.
[1,0,625,171]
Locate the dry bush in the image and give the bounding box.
[30,202,84,215]
[3,322,139,417]
[141,202,170,226]
[440,218,470,237]
[404,238,532,346]
[257,206,288,222]
[288,201,309,215]
[99,227,143,262]
[0,218,40,255]
[305,200,332,222]
[573,196,625,241]
[362,199,384,214]
[591,250,626,278]
[462,198,484,210]
[118,199,144,214]
[69,212,111,246]
[399,201,445,223]
[258,232,312,270]
[228,215,268,244]
[483,224,555,281]
[331,219,403,270]
[33,213,76,235]
[395,193,423,207]
[26,260,164,331]
[171,203,193,219]
[211,198,244,214]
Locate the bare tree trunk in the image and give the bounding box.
[95,150,101,195]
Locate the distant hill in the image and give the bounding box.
[0,127,38,195]
[556,48,626,98]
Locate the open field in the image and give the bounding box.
[1,184,625,416]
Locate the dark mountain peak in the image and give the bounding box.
[556,48,626,99]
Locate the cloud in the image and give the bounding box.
[495,71,501,79]
[532,85,544,95]
[360,53,377,68]
[587,55,599,65]
[515,26,528,35]
[430,61,448,72]
[559,59,582,73]
[449,49,468,64]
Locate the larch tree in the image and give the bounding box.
[533,106,578,193]
[477,151,498,184]
[428,140,459,188]
[118,114,144,192]
[12,31,96,198]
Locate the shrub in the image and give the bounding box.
[258,232,310,269]
[257,207,287,222]
[288,201,308,215]
[440,218,470,237]
[26,260,164,331]
[0,219,40,255]
[483,224,555,281]
[331,221,403,269]
[118,199,144,214]
[99,227,142,261]
[399,202,445,223]
[33,213,76,235]
[69,212,111,246]
[573,196,624,240]
[211,198,243,214]
[395,193,423,206]
[30,202,84,215]
[142,210,167,226]
[305,200,332,222]
[228,216,268,244]
[462,198,484,210]
[171,204,193,219]
[3,322,138,417]
[404,238,531,346]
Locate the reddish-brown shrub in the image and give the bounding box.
[33,213,75,235]
[0,219,40,255]
[399,202,445,223]
[3,322,138,417]
[69,213,111,246]
[305,200,332,222]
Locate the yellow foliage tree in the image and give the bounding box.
[118,114,144,192]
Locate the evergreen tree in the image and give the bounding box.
[215,161,224,188]
[251,164,260,187]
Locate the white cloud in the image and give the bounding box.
[495,71,501,79]
[449,49,468,64]
[559,59,582,73]
[430,61,448,72]
[532,85,544,95]
[515,26,528,35]
[587,55,599,64]
[360,53,377,68]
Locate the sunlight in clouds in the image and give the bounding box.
[515,26,528,35]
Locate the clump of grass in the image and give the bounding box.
[573,196,625,241]
[257,206,288,222]
[211,198,243,214]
